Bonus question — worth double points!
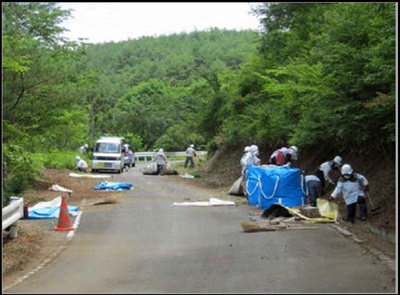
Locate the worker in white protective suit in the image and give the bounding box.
[79,143,89,154]
[316,155,343,195]
[75,156,89,173]
[327,164,369,223]
[241,144,260,197]
[184,144,196,168]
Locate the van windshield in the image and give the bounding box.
[95,142,120,153]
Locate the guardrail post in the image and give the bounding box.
[9,224,18,239]
[3,196,24,237]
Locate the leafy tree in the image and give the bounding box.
[2,2,86,202]
[2,2,86,148]
[245,2,396,155]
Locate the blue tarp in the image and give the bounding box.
[246,165,306,210]
[94,181,133,191]
[29,205,79,219]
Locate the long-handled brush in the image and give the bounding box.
[240,220,319,233]
[365,191,380,213]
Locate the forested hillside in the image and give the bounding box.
[3,1,396,225]
[78,28,258,148]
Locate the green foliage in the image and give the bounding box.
[2,2,72,74]
[2,2,396,201]
[154,124,206,151]
[112,79,175,148]
[80,29,257,147]
[2,143,44,202]
[38,150,91,170]
[48,109,90,150]
[245,2,396,154]
[121,132,144,151]
[3,2,86,151]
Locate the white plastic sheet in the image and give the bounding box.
[69,173,111,178]
[172,198,235,207]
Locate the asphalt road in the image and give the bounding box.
[4,162,396,293]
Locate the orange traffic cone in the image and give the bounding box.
[55,196,75,231]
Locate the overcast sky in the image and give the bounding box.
[59,2,263,43]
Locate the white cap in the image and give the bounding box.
[75,156,81,161]
[159,148,164,152]
[244,146,250,152]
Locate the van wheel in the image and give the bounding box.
[92,169,97,173]
[132,162,135,167]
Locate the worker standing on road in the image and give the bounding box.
[327,164,369,223]
[250,145,261,166]
[153,148,168,175]
[241,144,260,197]
[316,156,342,195]
[240,146,251,176]
[305,174,322,207]
[184,144,196,168]
[240,146,251,196]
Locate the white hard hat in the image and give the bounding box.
[75,156,81,161]
[84,144,88,148]
[244,146,250,152]
[341,164,353,176]
[250,145,258,152]
[333,156,342,166]
[289,146,298,153]
[159,148,164,152]
[250,145,259,156]
[190,144,194,148]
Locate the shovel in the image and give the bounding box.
[364,191,380,212]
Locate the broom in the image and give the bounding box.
[240,220,279,232]
[240,220,319,232]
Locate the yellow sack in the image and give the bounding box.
[285,206,334,223]
[317,198,338,221]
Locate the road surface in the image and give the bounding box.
[4,162,396,293]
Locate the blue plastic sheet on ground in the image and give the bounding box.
[28,205,79,219]
[94,181,133,191]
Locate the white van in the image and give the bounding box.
[91,136,126,173]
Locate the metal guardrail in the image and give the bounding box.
[2,197,24,238]
[134,150,207,162]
